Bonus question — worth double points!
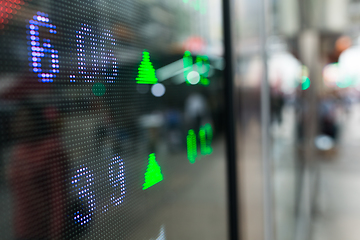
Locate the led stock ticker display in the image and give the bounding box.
[27,13,211,89]
[28,13,117,84]
[24,10,215,228]
[70,121,214,227]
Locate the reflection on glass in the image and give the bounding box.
[0,0,227,239]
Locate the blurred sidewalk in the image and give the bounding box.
[312,102,360,240]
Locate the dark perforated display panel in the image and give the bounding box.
[0,0,228,239]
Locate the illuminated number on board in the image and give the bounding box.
[200,123,213,155]
[99,29,117,83]
[70,23,117,83]
[27,12,58,83]
[183,51,210,86]
[183,50,193,84]
[196,55,210,86]
[187,129,197,164]
[71,165,96,226]
[108,155,126,206]
[75,155,126,215]
[187,124,213,163]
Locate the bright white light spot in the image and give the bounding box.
[186,71,200,85]
[151,83,166,97]
[315,135,334,151]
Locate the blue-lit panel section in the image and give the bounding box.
[71,165,96,226]
[27,11,58,83]
[108,155,126,206]
[0,0,228,239]
[71,23,117,83]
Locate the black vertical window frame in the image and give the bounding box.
[222,0,240,239]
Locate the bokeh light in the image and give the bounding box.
[186,71,200,85]
[151,83,165,97]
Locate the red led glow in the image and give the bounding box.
[0,0,27,29]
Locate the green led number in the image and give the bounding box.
[183,51,210,86]
[199,127,206,155]
[187,124,213,164]
[183,51,193,85]
[136,51,158,84]
[187,129,197,164]
[142,153,163,190]
[200,123,212,155]
[196,56,210,86]
[204,123,213,154]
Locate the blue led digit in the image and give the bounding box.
[100,30,117,83]
[71,24,117,83]
[27,11,58,83]
[108,155,126,206]
[74,23,93,83]
[71,165,96,226]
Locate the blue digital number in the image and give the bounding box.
[70,23,117,83]
[108,155,126,206]
[71,165,96,226]
[27,11,58,83]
